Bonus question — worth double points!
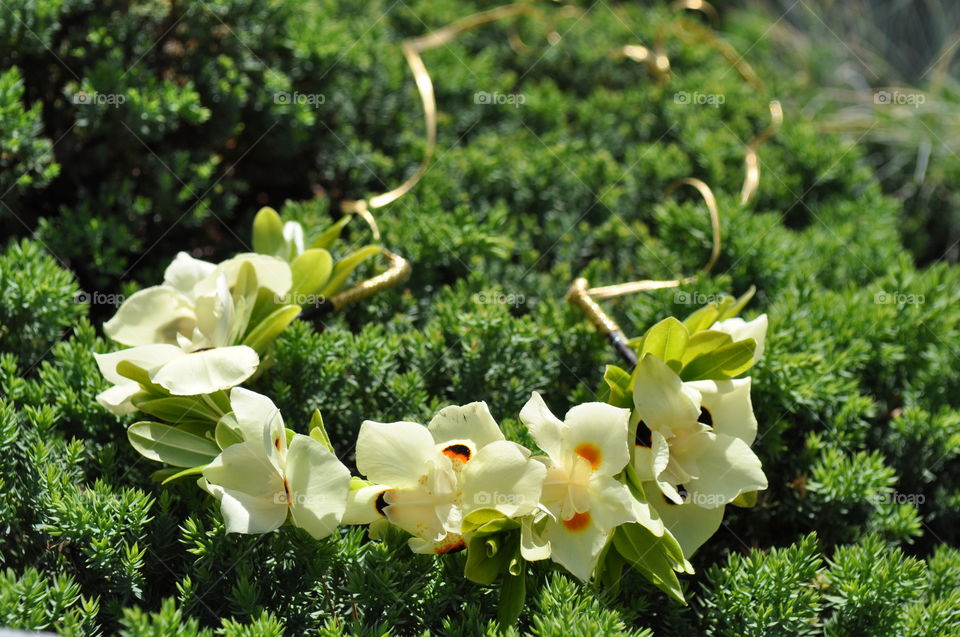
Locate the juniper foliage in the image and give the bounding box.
[1,0,959,635]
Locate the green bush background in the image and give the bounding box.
[2,0,960,635]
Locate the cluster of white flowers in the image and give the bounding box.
[92,211,769,596]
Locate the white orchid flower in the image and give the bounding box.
[345,402,545,555]
[94,253,294,412]
[518,392,655,581]
[631,355,766,555]
[710,313,768,362]
[200,389,350,539]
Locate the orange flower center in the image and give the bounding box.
[574,443,602,470]
[563,511,591,532]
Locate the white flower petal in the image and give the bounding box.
[164,252,216,298]
[685,378,758,445]
[285,434,350,539]
[461,440,545,518]
[202,440,283,499]
[342,484,390,525]
[711,314,767,362]
[104,286,195,347]
[282,221,305,260]
[542,512,609,581]
[95,383,142,415]
[217,488,288,535]
[427,401,504,448]
[632,355,702,431]
[355,420,445,488]
[94,344,183,384]
[519,391,566,463]
[648,490,726,558]
[195,253,292,299]
[151,345,259,395]
[520,515,551,561]
[587,475,642,532]
[683,433,767,507]
[229,387,284,443]
[562,402,631,476]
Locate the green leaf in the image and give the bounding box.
[290,248,333,298]
[114,360,163,393]
[683,302,721,334]
[252,206,285,257]
[681,338,756,381]
[242,304,301,355]
[680,330,734,365]
[128,422,221,467]
[132,394,223,426]
[215,415,244,450]
[717,285,756,321]
[497,560,526,627]
[601,364,633,409]
[462,508,521,537]
[308,409,334,452]
[230,260,259,343]
[613,524,687,604]
[310,215,352,250]
[160,464,206,485]
[319,244,381,297]
[634,317,689,368]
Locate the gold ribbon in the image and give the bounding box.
[567,178,721,364]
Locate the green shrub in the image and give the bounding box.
[1,0,960,635]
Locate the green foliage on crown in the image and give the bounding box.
[1,0,960,634]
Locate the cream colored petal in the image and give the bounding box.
[95,383,142,416]
[195,253,292,298]
[427,401,504,448]
[217,488,288,535]
[342,484,390,525]
[711,314,767,362]
[164,252,216,298]
[94,344,183,384]
[562,402,631,476]
[648,490,726,559]
[519,391,566,463]
[683,433,767,507]
[632,355,702,431]
[685,378,758,445]
[151,345,259,396]
[355,420,443,488]
[229,387,284,443]
[202,440,283,499]
[193,273,234,348]
[542,513,609,581]
[286,434,350,539]
[461,440,545,518]
[104,286,195,347]
[586,475,639,532]
[520,515,551,562]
